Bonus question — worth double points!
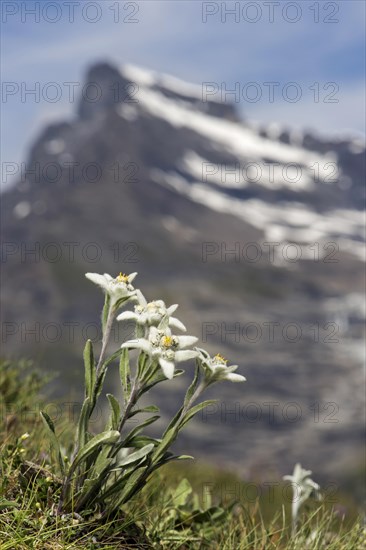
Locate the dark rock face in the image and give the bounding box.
[78,62,136,120]
[2,61,365,485]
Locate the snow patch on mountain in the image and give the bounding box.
[122,72,338,184]
[122,63,206,100]
[151,168,366,261]
[181,150,314,191]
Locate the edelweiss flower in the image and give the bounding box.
[117,297,186,332]
[197,349,246,383]
[85,272,138,306]
[283,463,320,499]
[121,326,198,379]
[283,463,321,533]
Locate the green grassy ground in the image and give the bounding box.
[0,359,364,549]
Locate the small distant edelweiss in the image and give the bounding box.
[117,297,186,332]
[85,272,138,306]
[283,463,320,498]
[283,463,321,533]
[196,348,246,383]
[121,326,198,379]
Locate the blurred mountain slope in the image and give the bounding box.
[1,62,365,484]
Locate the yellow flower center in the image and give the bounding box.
[116,272,129,283]
[162,336,174,348]
[214,353,228,364]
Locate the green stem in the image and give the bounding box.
[181,381,207,417]
[140,357,159,385]
[96,303,116,377]
[152,381,208,464]
[65,302,117,511]
[118,381,139,436]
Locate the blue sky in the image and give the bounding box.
[1,0,365,177]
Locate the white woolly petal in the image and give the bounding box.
[85,273,109,290]
[135,289,147,306]
[174,350,199,362]
[103,273,114,281]
[138,313,148,324]
[293,464,303,478]
[166,304,179,315]
[121,339,151,354]
[176,335,198,349]
[128,272,138,282]
[226,373,246,382]
[169,317,187,332]
[307,479,320,491]
[148,326,160,340]
[116,311,137,322]
[225,365,239,373]
[159,358,175,379]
